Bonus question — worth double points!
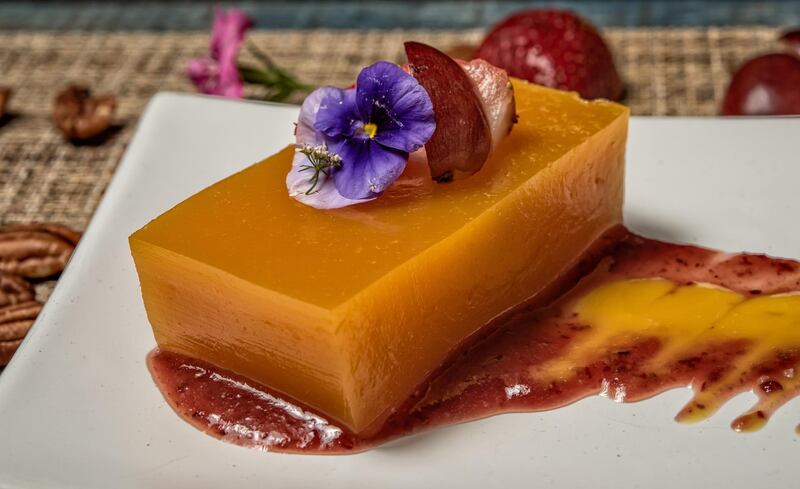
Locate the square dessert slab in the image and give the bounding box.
[0,93,799,489]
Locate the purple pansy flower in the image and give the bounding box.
[287,61,435,208]
[287,87,369,208]
[186,8,253,98]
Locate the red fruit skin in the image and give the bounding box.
[779,28,800,57]
[405,41,492,181]
[721,53,800,116]
[474,9,624,100]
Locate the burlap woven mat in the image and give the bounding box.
[0,27,784,231]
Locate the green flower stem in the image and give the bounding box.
[237,42,314,102]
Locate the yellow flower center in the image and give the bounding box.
[363,122,378,139]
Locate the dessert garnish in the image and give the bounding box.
[405,42,492,182]
[287,42,517,208]
[287,61,435,208]
[295,143,342,195]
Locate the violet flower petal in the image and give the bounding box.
[329,137,408,199]
[287,62,436,208]
[296,87,340,145]
[314,88,361,138]
[287,87,371,209]
[355,61,435,152]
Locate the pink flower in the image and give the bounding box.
[187,8,253,98]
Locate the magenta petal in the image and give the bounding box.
[191,7,252,99]
[187,57,221,95]
[330,138,408,199]
[189,7,252,98]
[216,45,244,98]
[210,7,254,61]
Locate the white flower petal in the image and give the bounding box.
[287,87,374,209]
[286,151,373,209]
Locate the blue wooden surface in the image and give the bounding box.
[0,1,798,30]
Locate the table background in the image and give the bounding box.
[0,1,797,303]
[2,1,800,29]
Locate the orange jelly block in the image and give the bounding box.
[130,80,629,435]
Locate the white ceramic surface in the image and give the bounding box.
[0,93,798,489]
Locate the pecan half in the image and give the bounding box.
[0,87,10,119]
[0,272,34,307]
[0,228,75,279]
[53,85,116,141]
[0,301,41,342]
[2,223,82,247]
[0,339,23,366]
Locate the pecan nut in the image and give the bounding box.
[0,300,41,342]
[53,85,116,141]
[0,300,41,366]
[0,339,23,366]
[0,271,34,307]
[2,222,82,247]
[0,229,76,279]
[0,87,10,119]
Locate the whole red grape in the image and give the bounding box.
[721,53,800,116]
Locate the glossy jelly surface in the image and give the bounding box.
[130,80,628,434]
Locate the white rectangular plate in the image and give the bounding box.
[1,93,798,489]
